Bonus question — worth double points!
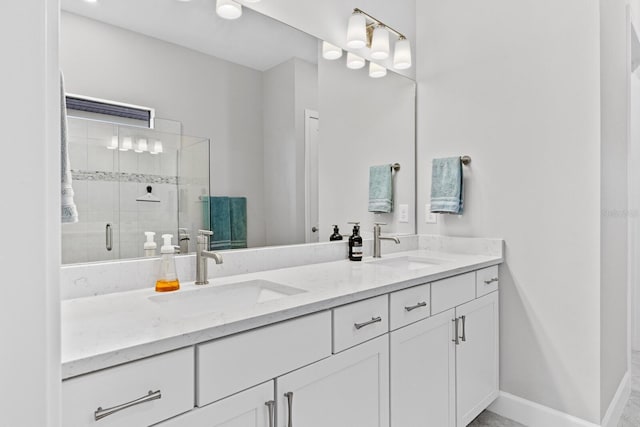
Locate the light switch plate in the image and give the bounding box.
[398,204,409,223]
[425,204,437,224]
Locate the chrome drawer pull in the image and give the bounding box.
[94,390,161,421]
[404,301,427,312]
[452,318,460,345]
[284,392,294,427]
[460,315,467,342]
[265,400,275,427]
[105,223,113,252]
[484,277,498,285]
[354,316,382,330]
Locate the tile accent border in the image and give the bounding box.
[71,170,178,185]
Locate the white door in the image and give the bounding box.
[277,335,389,427]
[390,309,456,427]
[455,292,499,427]
[157,381,274,427]
[304,110,320,243]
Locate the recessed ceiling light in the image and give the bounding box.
[84,0,98,3]
[216,0,242,20]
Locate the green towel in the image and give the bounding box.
[368,165,393,213]
[230,197,247,249]
[430,157,464,214]
[210,196,231,250]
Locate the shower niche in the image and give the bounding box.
[62,116,210,264]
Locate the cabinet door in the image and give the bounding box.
[277,335,389,427]
[157,381,274,427]
[455,292,499,427]
[390,309,456,427]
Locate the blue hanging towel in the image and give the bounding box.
[230,197,247,249]
[368,165,393,213]
[210,196,231,250]
[430,157,464,214]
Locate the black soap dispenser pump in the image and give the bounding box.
[348,222,363,261]
[330,225,343,241]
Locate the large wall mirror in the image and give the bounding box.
[60,0,416,264]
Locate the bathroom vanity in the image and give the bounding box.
[61,237,502,427]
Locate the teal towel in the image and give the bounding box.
[210,196,231,250]
[230,197,247,249]
[368,165,393,213]
[430,157,464,214]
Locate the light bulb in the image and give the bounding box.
[216,0,242,20]
[135,138,148,153]
[151,140,163,155]
[394,38,412,70]
[346,13,367,49]
[346,52,366,70]
[371,26,390,60]
[369,62,387,78]
[107,136,118,150]
[322,41,343,60]
[120,137,132,151]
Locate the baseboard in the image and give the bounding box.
[489,392,600,427]
[601,371,631,427]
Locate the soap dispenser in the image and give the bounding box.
[156,234,180,292]
[330,225,343,241]
[348,222,363,261]
[144,232,157,257]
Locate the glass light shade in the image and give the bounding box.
[346,52,366,70]
[369,62,387,78]
[346,13,367,49]
[322,41,343,60]
[151,140,163,155]
[120,137,132,151]
[107,136,118,150]
[393,38,412,70]
[216,0,242,20]
[135,138,148,153]
[371,26,390,60]
[244,0,261,2]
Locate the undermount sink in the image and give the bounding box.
[367,256,450,271]
[148,279,306,317]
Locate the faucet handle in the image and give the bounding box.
[198,230,214,236]
[374,222,387,226]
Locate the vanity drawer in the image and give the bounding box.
[390,283,431,330]
[196,311,331,406]
[477,266,499,297]
[431,272,475,314]
[62,348,194,427]
[333,294,389,353]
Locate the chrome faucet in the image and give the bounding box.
[196,230,223,285]
[373,223,400,258]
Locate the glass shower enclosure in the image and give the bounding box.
[62,117,210,264]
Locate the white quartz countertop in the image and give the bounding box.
[61,249,502,379]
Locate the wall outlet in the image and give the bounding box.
[425,204,437,224]
[398,204,409,223]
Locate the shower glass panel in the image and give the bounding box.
[62,117,210,264]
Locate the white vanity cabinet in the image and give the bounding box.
[157,381,275,427]
[277,335,390,427]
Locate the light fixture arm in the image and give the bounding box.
[353,8,406,40]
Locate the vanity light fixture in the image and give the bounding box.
[346,12,367,49]
[120,137,133,152]
[322,41,343,60]
[243,0,261,2]
[107,136,118,150]
[370,26,390,60]
[369,62,387,78]
[135,138,148,153]
[346,52,366,70]
[393,37,412,70]
[216,0,242,20]
[150,140,164,155]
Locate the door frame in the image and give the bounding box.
[304,109,320,243]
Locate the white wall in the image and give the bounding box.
[60,12,267,247]
[416,0,603,423]
[0,1,61,426]
[319,57,416,238]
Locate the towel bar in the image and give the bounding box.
[461,156,471,166]
[391,163,401,171]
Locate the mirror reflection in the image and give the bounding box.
[60,0,416,264]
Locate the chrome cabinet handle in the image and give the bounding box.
[404,301,427,312]
[265,400,275,427]
[354,316,382,330]
[105,223,113,252]
[484,277,499,285]
[460,315,467,342]
[452,318,460,345]
[284,392,294,427]
[94,390,161,421]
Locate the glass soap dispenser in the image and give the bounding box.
[156,234,180,292]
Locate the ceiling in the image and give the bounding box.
[61,0,319,71]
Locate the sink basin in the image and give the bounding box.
[367,256,449,271]
[148,279,306,317]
